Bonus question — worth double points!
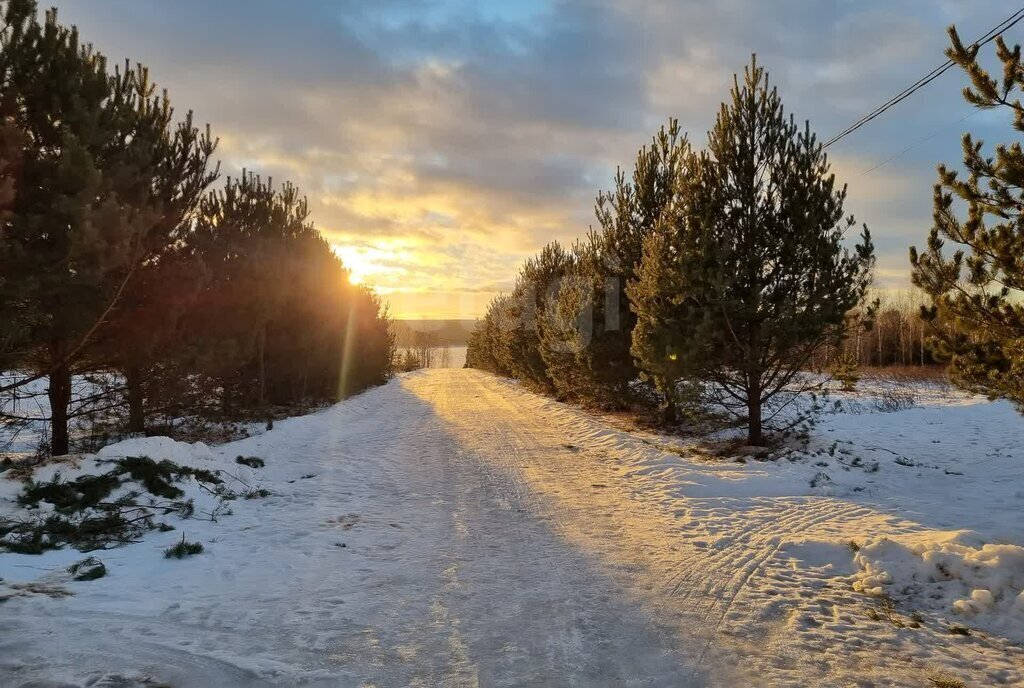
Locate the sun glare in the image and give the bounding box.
[333,244,388,288]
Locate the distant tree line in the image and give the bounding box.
[0,0,394,456]
[391,320,473,347]
[811,290,937,371]
[395,330,451,371]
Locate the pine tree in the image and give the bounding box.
[92,81,219,435]
[629,57,874,444]
[542,121,688,406]
[466,296,510,374]
[0,116,28,358]
[501,242,573,389]
[910,28,1024,408]
[185,173,308,413]
[831,354,860,392]
[538,242,593,399]
[0,1,188,454]
[182,172,394,415]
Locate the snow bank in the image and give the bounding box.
[96,436,215,464]
[853,531,1024,642]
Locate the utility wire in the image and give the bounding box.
[823,6,1024,149]
[858,110,978,176]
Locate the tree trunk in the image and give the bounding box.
[747,322,765,446]
[222,381,232,417]
[662,396,677,425]
[747,382,763,446]
[299,348,310,403]
[657,375,677,425]
[920,320,925,366]
[48,345,72,456]
[125,366,145,435]
[257,325,266,407]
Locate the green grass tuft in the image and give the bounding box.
[163,535,204,559]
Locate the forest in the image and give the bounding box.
[0,0,395,458]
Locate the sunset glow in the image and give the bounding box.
[7,2,1024,684]
[55,1,1017,319]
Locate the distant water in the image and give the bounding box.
[398,345,468,369]
[447,345,468,368]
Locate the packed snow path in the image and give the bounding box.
[3,370,701,687]
[3,368,1023,686]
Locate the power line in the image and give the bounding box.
[824,6,1024,148]
[823,6,1024,149]
[858,110,978,176]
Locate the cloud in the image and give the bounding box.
[50,0,1024,317]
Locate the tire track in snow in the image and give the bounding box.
[395,370,697,686]
[407,369,1024,687]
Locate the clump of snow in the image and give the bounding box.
[853,531,1024,642]
[97,436,215,464]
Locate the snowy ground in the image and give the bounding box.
[0,375,116,459]
[1,368,1022,686]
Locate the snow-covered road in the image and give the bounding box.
[3,370,703,687]
[3,368,1023,687]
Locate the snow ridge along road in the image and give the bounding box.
[2,368,1022,686]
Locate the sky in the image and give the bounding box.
[53,0,1018,319]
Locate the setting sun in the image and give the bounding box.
[333,244,393,289]
[6,2,1024,686]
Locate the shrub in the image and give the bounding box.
[68,556,106,581]
[164,535,204,559]
[810,472,832,488]
[928,674,965,688]
[831,355,861,392]
[235,456,265,469]
[1,456,223,554]
[875,388,917,412]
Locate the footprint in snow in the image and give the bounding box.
[326,514,361,530]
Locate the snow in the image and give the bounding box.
[1,375,53,457]
[96,436,216,464]
[1,374,122,458]
[1,368,1023,686]
[852,531,1024,642]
